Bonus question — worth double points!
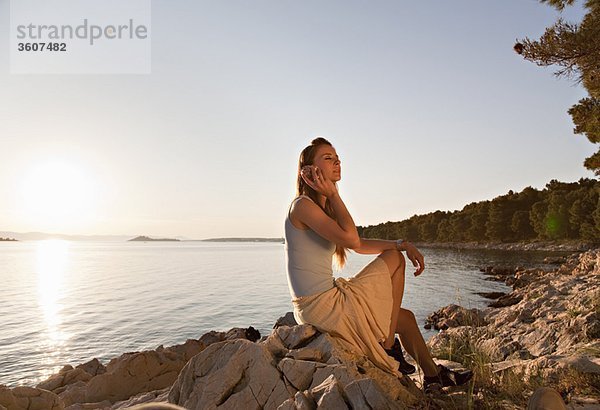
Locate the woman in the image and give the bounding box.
[284,137,472,389]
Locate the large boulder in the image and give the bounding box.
[169,339,292,409]
[168,324,422,409]
[424,304,487,330]
[83,347,193,404]
[0,385,64,410]
[30,327,259,408]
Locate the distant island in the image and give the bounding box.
[0,237,18,241]
[202,237,284,243]
[0,231,133,241]
[128,235,180,242]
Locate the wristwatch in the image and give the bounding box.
[396,239,404,251]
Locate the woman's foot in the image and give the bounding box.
[423,364,473,390]
[384,338,416,375]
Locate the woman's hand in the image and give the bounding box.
[301,166,338,198]
[401,242,425,276]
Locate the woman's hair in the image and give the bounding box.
[296,137,347,269]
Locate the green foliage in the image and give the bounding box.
[569,98,600,144]
[516,0,600,174]
[359,178,600,243]
[486,196,514,242]
[539,0,577,11]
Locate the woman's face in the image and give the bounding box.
[312,145,341,182]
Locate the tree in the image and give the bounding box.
[531,200,550,238]
[511,210,536,239]
[418,211,446,242]
[436,219,452,242]
[466,201,490,241]
[515,0,600,174]
[486,196,515,241]
[358,179,598,244]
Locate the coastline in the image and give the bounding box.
[415,240,596,253]
[1,249,598,409]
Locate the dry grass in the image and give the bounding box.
[427,330,599,409]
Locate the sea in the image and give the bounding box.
[0,240,568,387]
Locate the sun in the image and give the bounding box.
[19,160,97,231]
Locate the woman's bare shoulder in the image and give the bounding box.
[289,196,317,229]
[290,195,316,211]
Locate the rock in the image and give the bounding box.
[489,358,528,374]
[293,391,315,410]
[278,358,321,391]
[509,268,546,289]
[274,312,298,329]
[582,312,600,339]
[345,378,401,409]
[58,381,88,406]
[527,388,567,410]
[277,391,315,410]
[480,266,516,276]
[557,355,600,375]
[125,404,186,410]
[488,294,522,308]
[274,325,318,350]
[37,368,92,393]
[428,249,600,407]
[544,256,567,264]
[33,326,262,408]
[424,304,486,330]
[9,249,598,410]
[475,291,506,300]
[83,349,194,404]
[309,375,348,409]
[491,267,516,276]
[110,387,170,409]
[245,326,261,342]
[76,359,106,377]
[0,385,64,410]
[65,399,112,409]
[198,326,260,347]
[168,339,293,409]
[507,349,535,361]
[479,337,522,361]
[168,326,423,409]
[484,275,508,283]
[263,330,289,359]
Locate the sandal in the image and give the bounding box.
[424,364,473,390]
[384,338,416,375]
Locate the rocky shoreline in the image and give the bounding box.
[1,250,599,409]
[426,249,600,408]
[415,240,596,252]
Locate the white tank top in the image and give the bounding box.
[284,196,336,298]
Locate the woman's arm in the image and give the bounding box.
[352,238,396,254]
[354,238,426,276]
[292,192,360,249]
[292,166,360,249]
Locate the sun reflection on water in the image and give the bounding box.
[35,239,70,381]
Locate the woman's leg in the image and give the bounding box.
[377,249,406,349]
[378,249,439,377]
[396,308,439,377]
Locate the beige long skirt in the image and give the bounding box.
[292,257,400,377]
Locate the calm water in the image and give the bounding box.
[0,240,566,387]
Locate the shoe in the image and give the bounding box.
[423,364,473,390]
[384,338,416,375]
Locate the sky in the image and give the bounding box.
[0,0,596,239]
